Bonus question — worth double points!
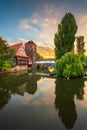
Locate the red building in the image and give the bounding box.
[10,43,29,65]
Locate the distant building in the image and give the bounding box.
[25,41,37,68]
[10,43,29,65]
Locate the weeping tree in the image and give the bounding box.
[54,12,78,59]
[76,36,85,55]
[56,53,85,78]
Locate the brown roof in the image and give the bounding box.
[25,40,36,46]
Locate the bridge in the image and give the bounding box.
[35,59,55,69]
[36,60,55,64]
[28,59,55,68]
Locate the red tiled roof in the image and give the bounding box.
[10,43,29,58]
[10,43,22,53]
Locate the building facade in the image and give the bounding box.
[10,43,29,65]
[25,41,36,68]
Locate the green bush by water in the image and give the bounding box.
[56,53,85,78]
[0,58,11,71]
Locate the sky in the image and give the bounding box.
[0,0,87,56]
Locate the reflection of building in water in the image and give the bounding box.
[55,78,85,129]
[17,83,27,96]
[0,70,41,109]
[26,70,37,94]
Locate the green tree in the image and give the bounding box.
[0,36,15,71]
[76,36,85,54]
[56,53,85,78]
[0,37,9,56]
[54,12,78,59]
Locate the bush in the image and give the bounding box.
[0,48,15,71]
[79,54,87,67]
[0,58,11,71]
[56,53,85,78]
[2,60,11,71]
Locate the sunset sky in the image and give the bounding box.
[0,0,87,57]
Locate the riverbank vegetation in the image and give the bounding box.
[0,37,15,71]
[56,53,86,78]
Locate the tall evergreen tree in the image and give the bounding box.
[76,36,85,54]
[54,12,78,59]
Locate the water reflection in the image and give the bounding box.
[0,87,11,110]
[0,70,87,130]
[0,70,41,109]
[26,69,37,94]
[55,77,85,129]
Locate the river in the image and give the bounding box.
[0,70,87,130]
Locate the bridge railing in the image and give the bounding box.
[36,60,55,64]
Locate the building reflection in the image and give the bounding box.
[54,77,85,129]
[0,70,41,109]
[26,69,37,94]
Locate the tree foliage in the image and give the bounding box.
[0,36,15,71]
[56,53,85,78]
[0,37,9,56]
[76,36,85,54]
[54,12,78,59]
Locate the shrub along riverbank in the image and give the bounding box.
[0,37,15,72]
[50,53,87,79]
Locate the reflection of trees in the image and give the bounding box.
[0,74,12,109]
[0,89,11,109]
[0,70,41,109]
[0,72,29,109]
[55,77,85,129]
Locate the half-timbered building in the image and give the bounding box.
[10,43,29,65]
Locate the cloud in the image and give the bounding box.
[39,17,57,44]
[20,19,31,30]
[18,4,63,45]
[7,38,29,46]
[31,40,55,58]
[18,4,87,51]
[37,46,55,58]
[32,18,39,24]
[17,38,29,43]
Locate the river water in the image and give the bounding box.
[0,70,87,130]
